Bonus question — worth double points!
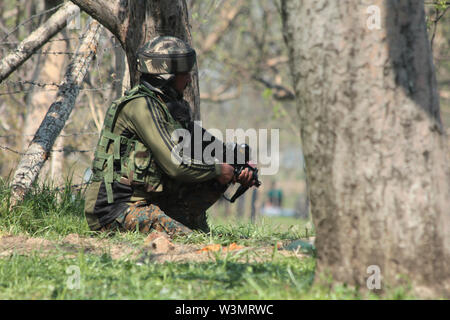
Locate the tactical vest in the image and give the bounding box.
[91,84,183,204]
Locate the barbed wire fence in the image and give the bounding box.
[0,3,65,42]
[0,141,96,193]
[0,131,99,139]
[0,144,95,156]
[0,8,125,192]
[0,79,121,97]
[0,79,113,191]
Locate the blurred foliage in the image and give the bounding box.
[426,1,450,126]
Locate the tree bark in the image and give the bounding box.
[281,0,450,297]
[250,188,258,223]
[9,20,101,208]
[26,36,67,185]
[113,41,130,99]
[0,2,79,83]
[70,0,201,118]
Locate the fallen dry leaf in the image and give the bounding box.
[196,243,244,254]
[225,243,244,251]
[196,243,221,253]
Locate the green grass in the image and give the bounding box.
[0,178,414,299]
[209,214,313,235]
[0,252,317,299]
[0,178,92,239]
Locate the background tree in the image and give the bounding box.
[281,0,450,297]
[188,0,307,218]
[427,1,450,126]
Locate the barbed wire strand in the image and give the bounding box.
[0,131,99,139]
[0,84,121,96]
[0,43,122,98]
[3,78,121,88]
[1,3,65,42]
[0,36,84,46]
[0,144,94,155]
[54,181,92,192]
[1,44,121,58]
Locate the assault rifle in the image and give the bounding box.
[185,123,261,202]
[223,143,261,203]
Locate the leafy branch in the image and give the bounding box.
[427,0,450,51]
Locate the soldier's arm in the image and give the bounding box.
[122,97,222,182]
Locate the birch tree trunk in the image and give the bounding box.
[281,0,450,297]
[10,20,101,207]
[70,0,201,119]
[25,35,67,185]
[0,2,79,83]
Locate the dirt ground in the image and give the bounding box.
[0,233,138,260]
[0,232,313,264]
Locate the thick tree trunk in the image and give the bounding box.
[0,2,79,83]
[10,20,101,207]
[281,0,450,297]
[70,0,201,119]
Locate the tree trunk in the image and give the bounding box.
[281,0,450,297]
[250,188,258,223]
[9,20,101,207]
[236,193,246,218]
[70,0,201,119]
[25,37,67,185]
[113,41,130,99]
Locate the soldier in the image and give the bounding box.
[84,36,255,238]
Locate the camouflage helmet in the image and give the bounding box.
[137,36,196,75]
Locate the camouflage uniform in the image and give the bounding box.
[84,36,227,236]
[100,178,227,235]
[99,201,192,236]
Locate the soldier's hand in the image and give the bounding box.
[216,163,235,185]
[237,167,254,187]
